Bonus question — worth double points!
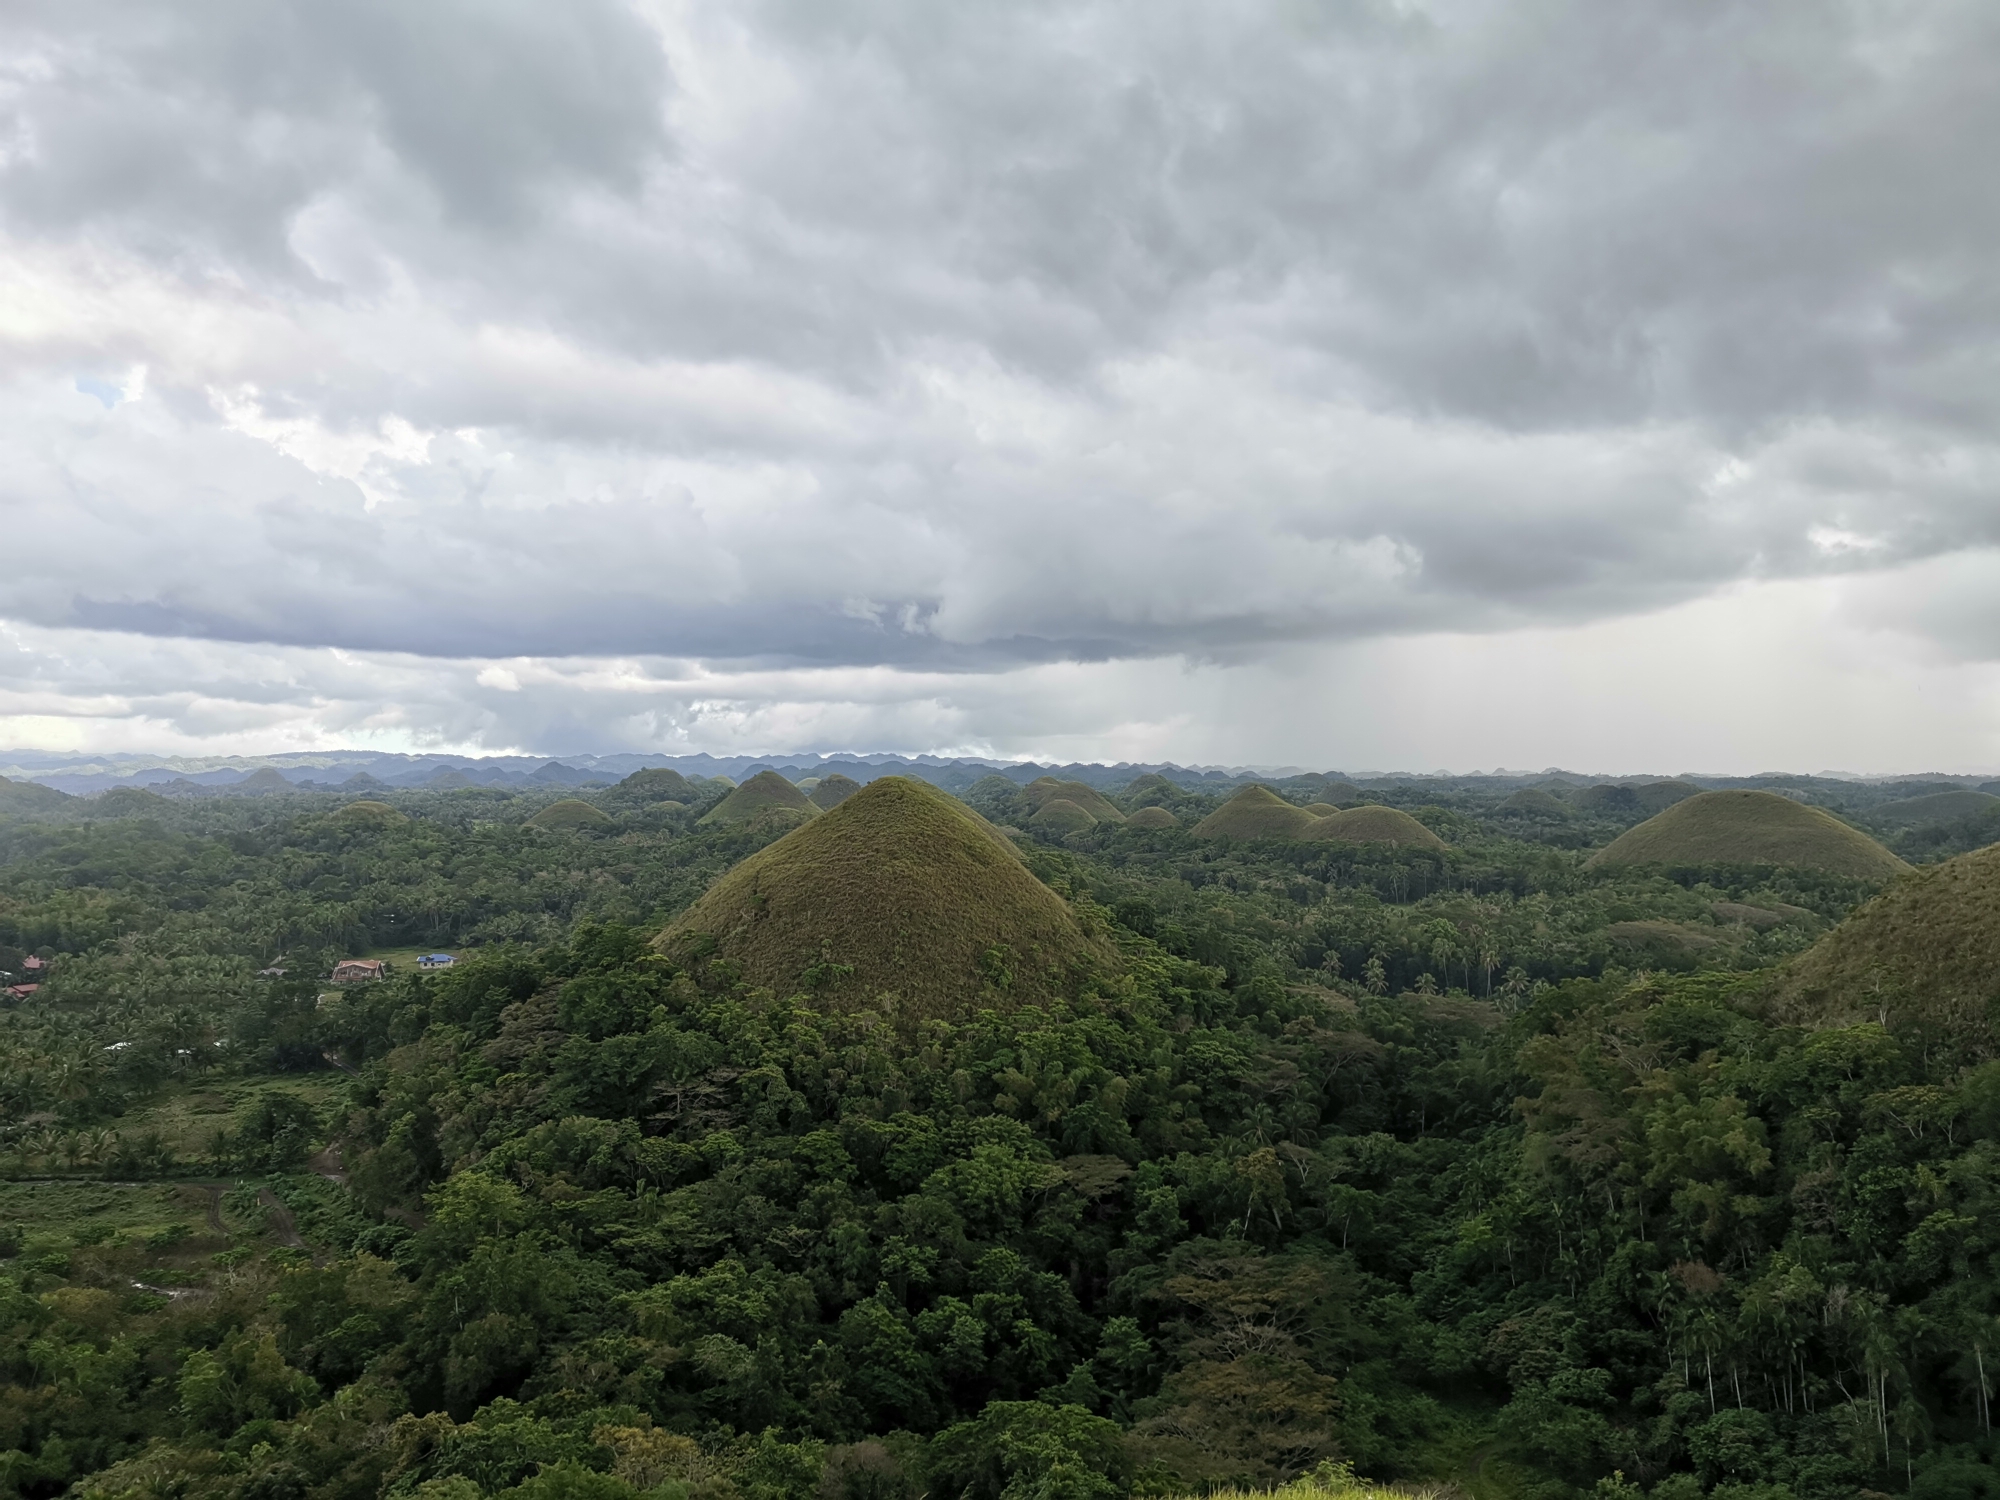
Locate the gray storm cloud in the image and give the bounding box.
[4,0,2000,698]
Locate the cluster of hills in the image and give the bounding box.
[8,749,2000,1500]
[558,768,1981,1043]
[666,774,1998,1072]
[8,750,2000,1047]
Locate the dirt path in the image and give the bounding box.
[199,1183,226,1235]
[257,1187,308,1250]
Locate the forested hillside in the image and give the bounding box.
[1,774,1994,1500]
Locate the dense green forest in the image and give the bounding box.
[1,771,1996,1500]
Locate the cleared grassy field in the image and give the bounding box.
[0,1178,220,1257]
[106,1070,350,1159]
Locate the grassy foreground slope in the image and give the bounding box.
[1871,788,2000,824]
[659,775,1111,1015]
[1772,838,2000,1053]
[1589,789,1908,878]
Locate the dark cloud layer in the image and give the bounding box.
[4,0,2000,724]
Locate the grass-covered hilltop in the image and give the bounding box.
[3,754,2000,1500]
[659,777,1114,1016]
[1590,790,1909,879]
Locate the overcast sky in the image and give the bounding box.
[5,0,2000,772]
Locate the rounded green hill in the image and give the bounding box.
[1588,790,1907,878]
[526,798,613,831]
[1029,798,1097,834]
[698,769,818,826]
[1319,779,1363,804]
[1302,805,1446,848]
[1023,777,1124,823]
[809,772,862,810]
[607,767,699,805]
[89,786,167,817]
[335,799,406,826]
[1634,779,1701,814]
[1773,841,2000,1052]
[1191,785,1315,840]
[1499,788,1569,817]
[657,776,1112,1016]
[1572,780,1700,817]
[1126,805,1179,829]
[1304,803,1340,818]
[0,775,71,813]
[1872,789,2000,826]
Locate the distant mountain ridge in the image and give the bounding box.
[3,748,1996,800]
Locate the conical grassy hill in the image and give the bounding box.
[1772,841,2000,1053]
[698,769,817,826]
[1127,806,1179,829]
[809,772,862,810]
[1588,790,1907,878]
[526,798,613,830]
[658,777,1112,1016]
[1302,805,1446,848]
[1191,785,1314,839]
